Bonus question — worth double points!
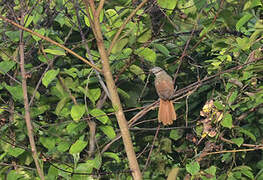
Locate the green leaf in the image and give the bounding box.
[157,0,177,11]
[54,13,66,27]
[243,0,262,10]
[169,129,183,141]
[204,166,216,176]
[87,88,101,105]
[214,100,224,110]
[7,170,24,180]
[40,137,56,150]
[0,61,16,74]
[66,122,79,134]
[90,108,109,124]
[55,97,70,115]
[43,49,66,56]
[7,148,25,157]
[93,154,102,169]
[103,152,120,163]
[236,37,251,50]
[105,9,121,27]
[78,156,101,175]
[24,15,34,27]
[231,138,244,147]
[70,104,86,122]
[74,162,93,174]
[153,43,170,57]
[57,141,71,152]
[221,113,233,129]
[30,105,50,117]
[228,90,238,105]
[64,68,79,78]
[237,128,256,142]
[233,166,254,179]
[84,8,104,27]
[5,31,20,42]
[111,38,129,54]
[137,30,152,43]
[4,84,23,101]
[236,13,253,31]
[186,161,200,175]
[241,170,254,179]
[129,65,146,81]
[32,28,46,41]
[200,24,215,37]
[99,126,116,139]
[135,47,156,63]
[117,88,130,99]
[42,69,60,87]
[69,140,88,154]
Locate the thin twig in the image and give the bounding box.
[107,0,149,54]
[18,9,44,179]
[0,15,102,72]
[143,124,160,173]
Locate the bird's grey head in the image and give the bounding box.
[150,67,164,76]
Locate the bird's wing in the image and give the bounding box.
[155,78,174,100]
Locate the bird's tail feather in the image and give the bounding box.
[158,99,176,125]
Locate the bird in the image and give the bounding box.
[150,67,176,125]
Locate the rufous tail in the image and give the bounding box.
[158,99,176,125]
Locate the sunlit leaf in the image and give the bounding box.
[42,69,60,87]
[0,61,16,74]
[103,152,120,163]
[137,30,152,43]
[129,65,146,81]
[231,138,244,147]
[134,47,156,62]
[44,49,66,56]
[4,84,23,101]
[153,43,170,57]
[90,108,109,124]
[7,148,25,157]
[221,113,233,129]
[69,140,87,154]
[112,38,129,54]
[40,137,56,150]
[57,142,71,152]
[236,13,253,31]
[99,126,116,139]
[186,161,200,175]
[71,104,86,122]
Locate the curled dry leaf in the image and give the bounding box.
[199,100,224,138]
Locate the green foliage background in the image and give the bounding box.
[0,0,262,179]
